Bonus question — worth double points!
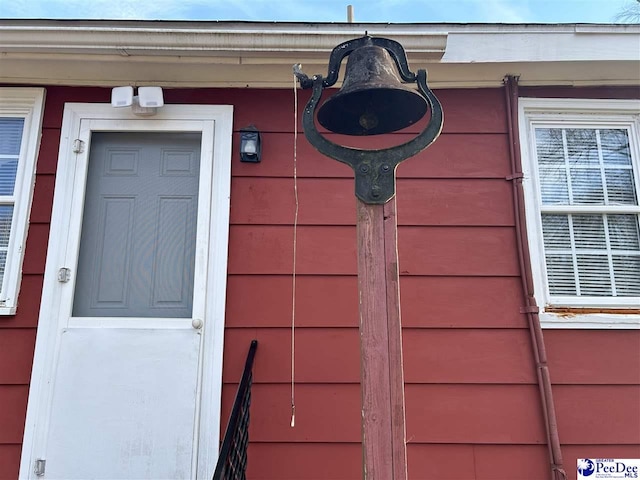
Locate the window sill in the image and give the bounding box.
[0,305,17,316]
[540,311,640,329]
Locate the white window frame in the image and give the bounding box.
[0,88,45,315]
[519,97,640,329]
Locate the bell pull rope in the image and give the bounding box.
[290,71,300,428]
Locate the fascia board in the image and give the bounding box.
[443,30,640,63]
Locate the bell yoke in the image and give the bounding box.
[294,35,444,204]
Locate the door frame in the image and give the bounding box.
[20,103,233,480]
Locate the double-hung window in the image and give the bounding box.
[519,98,640,328]
[0,88,45,314]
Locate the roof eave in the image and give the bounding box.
[0,21,638,88]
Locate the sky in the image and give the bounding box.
[1,0,638,24]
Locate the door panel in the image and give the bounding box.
[42,131,204,479]
[20,106,233,480]
[73,133,200,318]
[45,329,200,480]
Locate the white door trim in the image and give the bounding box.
[19,103,233,480]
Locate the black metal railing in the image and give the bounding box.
[213,339,258,480]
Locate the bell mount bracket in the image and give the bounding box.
[294,35,444,204]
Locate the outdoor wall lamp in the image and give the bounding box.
[239,125,262,163]
[111,86,164,116]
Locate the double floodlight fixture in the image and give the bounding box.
[111,86,164,116]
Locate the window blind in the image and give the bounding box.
[0,117,23,290]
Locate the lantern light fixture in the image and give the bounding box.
[239,125,262,163]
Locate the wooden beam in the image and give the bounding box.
[356,197,407,480]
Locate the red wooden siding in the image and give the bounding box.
[546,330,640,385]
[0,444,22,480]
[224,85,640,480]
[230,178,514,226]
[0,85,638,480]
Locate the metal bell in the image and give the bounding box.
[317,44,428,136]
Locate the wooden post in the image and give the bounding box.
[356,196,407,480]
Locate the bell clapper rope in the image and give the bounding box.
[290,68,300,428]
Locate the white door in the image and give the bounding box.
[20,104,233,480]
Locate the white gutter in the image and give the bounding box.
[0,22,447,59]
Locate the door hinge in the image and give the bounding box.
[57,267,71,283]
[72,139,85,154]
[34,458,46,476]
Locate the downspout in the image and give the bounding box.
[503,75,567,480]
